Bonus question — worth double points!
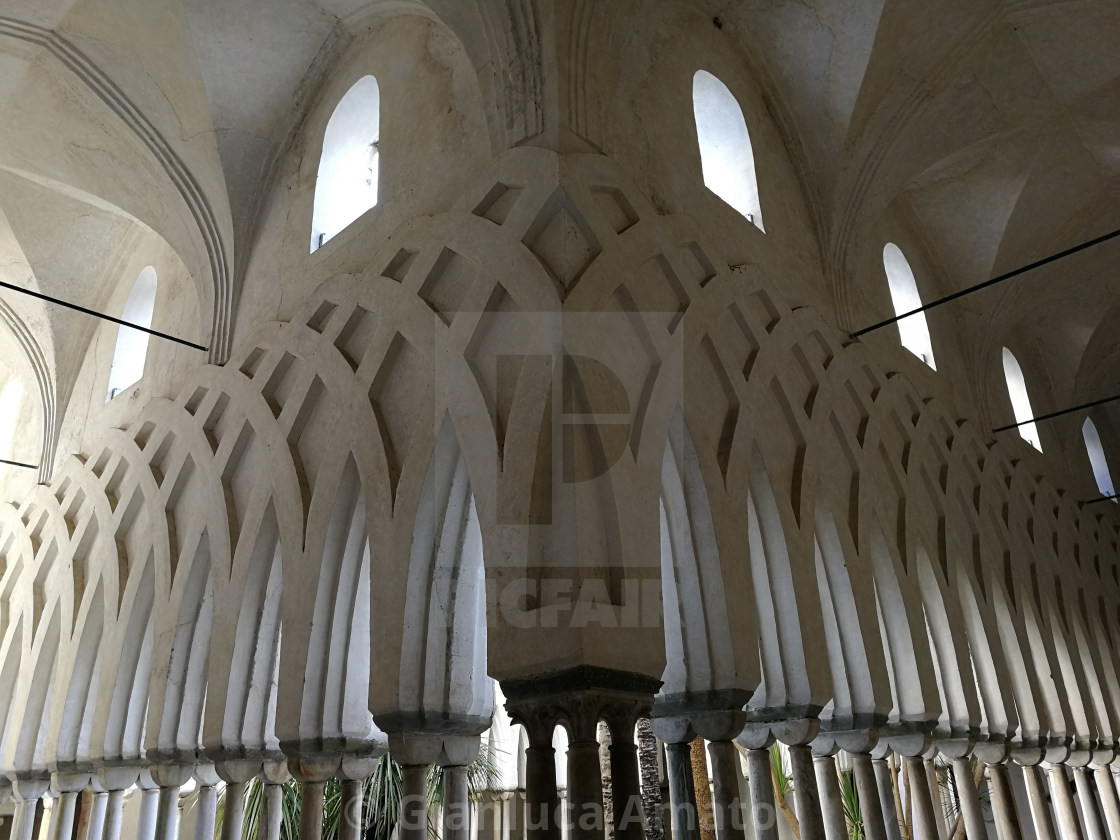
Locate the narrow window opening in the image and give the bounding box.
[1001,348,1041,451]
[692,70,764,230]
[1082,418,1115,500]
[311,75,380,252]
[883,243,936,369]
[107,266,158,402]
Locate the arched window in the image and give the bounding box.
[883,243,936,368]
[692,70,764,230]
[1082,418,1115,500]
[311,75,380,252]
[1001,348,1041,451]
[0,378,23,459]
[107,266,158,402]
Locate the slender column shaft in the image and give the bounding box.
[851,754,889,840]
[1023,766,1058,840]
[444,766,470,840]
[339,779,364,840]
[13,799,32,840]
[1092,767,1120,840]
[194,787,218,840]
[744,748,778,840]
[988,765,1024,840]
[789,746,825,840]
[51,791,79,840]
[525,744,561,840]
[297,782,324,840]
[1048,765,1084,840]
[154,787,180,840]
[262,784,283,840]
[872,759,902,840]
[950,759,988,840]
[814,755,848,840]
[1073,769,1105,840]
[221,782,246,840]
[610,738,644,840]
[706,741,745,840]
[102,790,126,840]
[903,757,941,840]
[925,760,948,840]
[567,739,604,840]
[665,741,700,840]
[86,793,108,840]
[400,766,429,840]
[136,789,161,840]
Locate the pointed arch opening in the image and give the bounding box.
[692,70,764,230]
[1001,348,1041,451]
[882,244,935,368]
[1082,418,1115,500]
[311,76,381,252]
[106,266,157,401]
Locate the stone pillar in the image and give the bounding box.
[566,709,604,840]
[604,707,645,840]
[51,791,80,840]
[1048,765,1084,840]
[339,780,365,840]
[1092,766,1120,840]
[950,758,988,840]
[84,792,108,840]
[871,758,902,840]
[298,781,325,840]
[1021,764,1058,840]
[813,755,848,840]
[664,740,700,840]
[514,714,562,840]
[193,785,218,840]
[135,772,161,840]
[743,748,779,840]
[221,783,247,840]
[988,764,1024,840]
[12,779,50,840]
[850,753,889,840]
[259,760,290,840]
[151,765,193,840]
[444,766,471,840]
[102,791,126,840]
[1072,768,1105,840]
[97,766,140,840]
[707,741,746,840]
[263,784,284,840]
[902,757,940,840]
[48,772,89,840]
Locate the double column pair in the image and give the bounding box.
[505,673,657,840]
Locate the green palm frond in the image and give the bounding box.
[769,744,793,798]
[838,770,865,840]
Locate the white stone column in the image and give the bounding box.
[259,760,290,840]
[1022,764,1058,840]
[788,746,825,840]
[193,786,218,840]
[1048,765,1085,840]
[902,757,940,840]
[444,766,471,840]
[1092,766,1120,840]
[48,772,89,840]
[135,772,162,840]
[850,753,889,840]
[84,792,108,840]
[988,764,1025,840]
[12,779,50,840]
[97,769,141,840]
[1072,768,1105,840]
[871,757,902,840]
[151,765,194,840]
[950,758,988,840]
[298,781,325,840]
[813,755,848,840]
[743,748,778,840]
